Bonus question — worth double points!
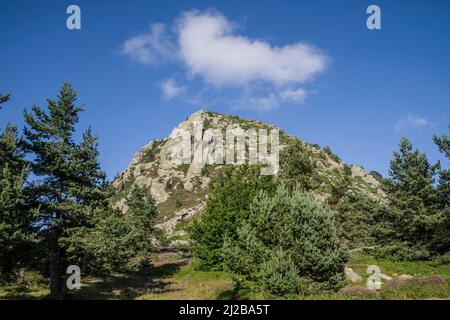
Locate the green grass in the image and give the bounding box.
[137,264,233,300]
[226,253,450,300]
[167,233,190,242]
[349,252,450,281]
[0,284,48,300]
[174,264,231,282]
[0,270,49,300]
[306,253,450,300]
[1,253,448,300]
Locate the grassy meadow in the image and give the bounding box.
[1,251,448,300]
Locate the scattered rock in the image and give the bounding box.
[134,175,152,187]
[170,240,189,247]
[112,198,129,213]
[380,273,393,281]
[397,274,413,280]
[345,267,363,283]
[150,180,168,204]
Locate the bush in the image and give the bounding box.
[175,197,183,208]
[371,243,431,261]
[223,185,349,296]
[432,252,450,266]
[343,164,352,177]
[189,165,276,271]
[323,146,341,163]
[201,166,209,177]
[140,140,162,163]
[369,170,383,182]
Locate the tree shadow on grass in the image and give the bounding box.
[216,284,249,300]
[0,285,48,300]
[68,259,190,300]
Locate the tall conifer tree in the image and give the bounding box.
[432,126,450,253]
[0,95,35,281]
[383,137,440,258]
[23,83,107,299]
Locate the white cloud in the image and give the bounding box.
[249,94,280,111]
[120,10,328,110]
[279,88,308,104]
[176,10,327,87]
[394,114,429,132]
[244,88,307,111]
[160,78,185,101]
[121,23,176,64]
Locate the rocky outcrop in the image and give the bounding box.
[112,110,386,243]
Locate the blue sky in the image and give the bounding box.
[1,0,449,179]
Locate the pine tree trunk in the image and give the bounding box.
[49,234,64,300]
[0,256,14,283]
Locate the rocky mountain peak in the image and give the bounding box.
[112,110,385,246]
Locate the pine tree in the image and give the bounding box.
[123,186,158,264]
[431,126,450,253]
[223,185,348,296]
[382,137,441,259]
[0,120,35,281]
[75,186,157,273]
[433,126,450,207]
[279,139,318,192]
[189,165,276,271]
[1,124,26,175]
[127,186,157,223]
[23,83,107,299]
[333,191,382,249]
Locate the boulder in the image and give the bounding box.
[345,267,363,283]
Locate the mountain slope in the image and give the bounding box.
[112,110,385,246]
